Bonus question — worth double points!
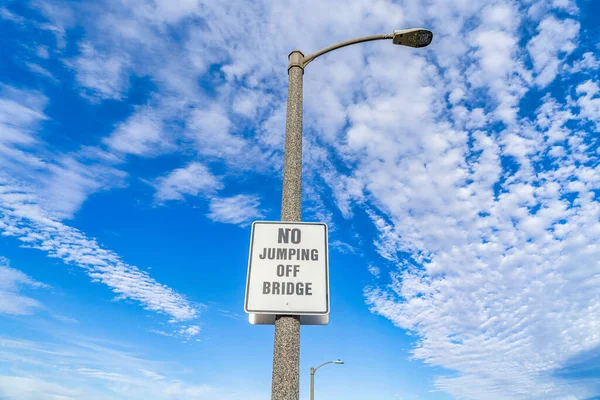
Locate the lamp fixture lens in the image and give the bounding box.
[393,29,433,48]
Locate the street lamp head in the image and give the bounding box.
[334,359,344,364]
[392,28,433,48]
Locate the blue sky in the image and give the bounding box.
[0,0,599,399]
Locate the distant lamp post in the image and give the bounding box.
[310,359,344,400]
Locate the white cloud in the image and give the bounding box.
[41,156,127,219]
[69,42,130,101]
[575,80,600,129]
[139,369,165,381]
[36,46,50,59]
[153,162,222,203]
[25,63,58,83]
[0,376,80,400]
[178,325,201,338]
[186,105,245,159]
[528,0,579,20]
[0,175,202,331]
[527,16,580,87]
[0,334,229,400]
[0,85,48,133]
[104,108,172,157]
[330,240,357,254]
[7,0,600,398]
[123,0,202,24]
[452,3,528,125]
[207,194,264,226]
[0,257,49,315]
[0,7,25,24]
[536,95,575,144]
[0,85,126,219]
[367,264,381,278]
[567,52,600,74]
[362,91,600,398]
[0,87,201,336]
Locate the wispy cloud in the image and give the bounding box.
[217,309,245,321]
[0,334,221,400]
[68,42,130,101]
[0,376,82,400]
[3,0,599,398]
[25,62,59,83]
[0,87,202,335]
[0,7,25,24]
[0,85,126,219]
[0,179,202,325]
[207,194,264,227]
[329,240,357,254]
[0,257,49,315]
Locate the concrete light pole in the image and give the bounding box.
[272,28,433,400]
[310,359,344,400]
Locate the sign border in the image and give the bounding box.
[244,221,330,315]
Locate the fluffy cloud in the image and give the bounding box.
[527,16,580,87]
[153,162,222,203]
[104,111,167,156]
[575,80,600,129]
[362,84,600,399]
[153,165,265,227]
[567,52,600,74]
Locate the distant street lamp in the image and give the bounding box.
[310,359,344,400]
[272,28,433,400]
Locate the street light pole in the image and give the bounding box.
[310,359,344,400]
[271,29,433,400]
[271,49,305,400]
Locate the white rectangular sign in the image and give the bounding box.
[244,221,329,316]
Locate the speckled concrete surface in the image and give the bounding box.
[271,51,304,400]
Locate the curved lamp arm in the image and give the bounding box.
[302,33,393,68]
[300,28,433,68]
[311,359,344,375]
